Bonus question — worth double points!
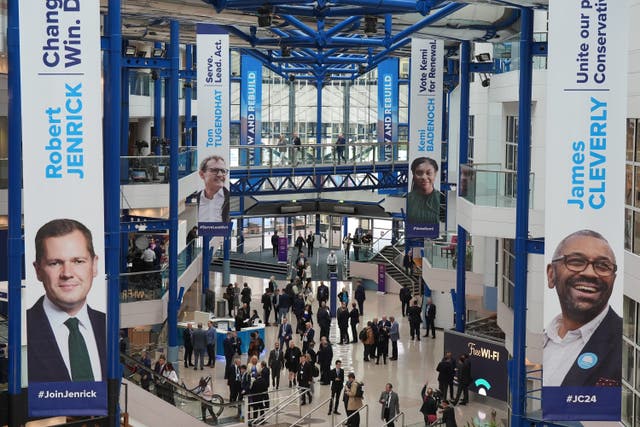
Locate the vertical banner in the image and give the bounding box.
[19,0,107,416]
[542,0,628,421]
[240,55,262,167]
[377,264,386,293]
[407,38,444,239]
[377,58,399,195]
[197,24,231,237]
[277,236,288,263]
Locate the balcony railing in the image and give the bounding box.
[459,163,534,209]
[120,148,197,185]
[424,239,474,271]
[121,240,200,302]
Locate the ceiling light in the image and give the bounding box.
[257,6,272,27]
[364,16,378,35]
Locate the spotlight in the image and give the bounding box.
[288,74,295,82]
[257,6,272,27]
[152,48,165,58]
[281,46,291,57]
[151,70,159,81]
[125,45,137,57]
[481,78,490,87]
[137,50,147,58]
[358,64,367,75]
[364,16,377,35]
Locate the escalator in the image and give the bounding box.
[120,353,241,426]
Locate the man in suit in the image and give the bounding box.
[183,323,194,367]
[223,332,236,371]
[268,341,284,389]
[407,299,422,341]
[197,155,230,223]
[192,322,208,370]
[206,321,217,367]
[27,218,106,383]
[297,355,313,405]
[301,322,315,354]
[437,352,455,400]
[423,297,436,338]
[317,301,331,341]
[278,316,293,349]
[328,360,344,415]
[316,282,329,309]
[389,316,400,360]
[543,229,622,387]
[453,354,471,405]
[226,358,242,410]
[378,383,400,427]
[349,303,360,344]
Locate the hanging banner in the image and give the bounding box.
[19,0,107,416]
[377,264,386,293]
[542,0,628,421]
[196,24,231,237]
[377,58,399,195]
[407,38,443,239]
[240,55,262,167]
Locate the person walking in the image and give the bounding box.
[378,383,400,427]
[306,233,315,256]
[399,286,412,317]
[268,341,284,389]
[453,353,471,405]
[262,288,273,326]
[271,232,279,257]
[344,373,363,426]
[317,337,333,385]
[295,232,306,254]
[328,360,344,415]
[407,299,422,341]
[317,301,331,341]
[342,233,352,257]
[437,352,455,400]
[349,303,360,344]
[337,302,350,345]
[389,316,399,360]
[354,282,366,316]
[335,133,347,164]
[423,297,436,338]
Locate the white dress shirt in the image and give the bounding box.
[198,188,225,222]
[43,295,103,381]
[542,305,610,387]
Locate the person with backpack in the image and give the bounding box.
[376,320,390,365]
[344,372,364,426]
[361,322,375,362]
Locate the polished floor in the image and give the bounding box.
[174,272,508,426]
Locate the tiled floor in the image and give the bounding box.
[176,273,508,426]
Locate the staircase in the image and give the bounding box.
[211,257,289,277]
[370,244,421,296]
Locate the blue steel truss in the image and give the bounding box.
[229,163,408,195]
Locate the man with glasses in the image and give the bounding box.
[197,155,230,223]
[543,229,622,387]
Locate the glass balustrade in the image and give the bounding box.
[120,148,197,185]
[121,240,200,302]
[424,239,474,271]
[459,163,535,208]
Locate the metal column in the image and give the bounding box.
[167,20,180,369]
[104,1,124,425]
[153,42,163,154]
[510,8,533,427]
[184,45,193,147]
[316,77,323,161]
[455,41,470,333]
[7,1,24,424]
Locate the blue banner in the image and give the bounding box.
[29,381,107,416]
[377,58,399,195]
[240,55,262,166]
[542,387,621,421]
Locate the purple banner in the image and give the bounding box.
[277,236,288,263]
[377,264,386,292]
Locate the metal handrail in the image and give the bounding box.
[249,387,308,426]
[336,403,369,427]
[382,410,405,427]
[289,396,334,427]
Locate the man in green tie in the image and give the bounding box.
[27,218,106,383]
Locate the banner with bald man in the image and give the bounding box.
[19,0,107,416]
[542,0,628,421]
[196,24,231,236]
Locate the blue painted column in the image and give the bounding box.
[163,42,171,153]
[455,41,470,333]
[153,42,163,154]
[104,2,124,425]
[167,20,180,369]
[121,67,130,154]
[223,236,231,286]
[510,8,533,427]
[315,214,321,237]
[184,45,193,147]
[202,235,211,312]
[316,78,323,163]
[7,1,24,424]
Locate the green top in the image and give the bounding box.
[407,190,440,224]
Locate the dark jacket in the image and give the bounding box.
[407,305,422,324]
[349,308,360,326]
[437,358,454,383]
[399,286,412,303]
[328,367,344,392]
[316,284,329,303]
[456,356,471,387]
[561,307,623,387]
[285,346,302,372]
[27,296,106,383]
[192,328,208,351]
[268,349,284,372]
[317,344,333,367]
[337,307,350,328]
[317,307,331,331]
[262,292,272,309]
[354,285,366,303]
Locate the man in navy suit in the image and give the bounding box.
[27,218,106,383]
[278,317,293,350]
[543,229,622,387]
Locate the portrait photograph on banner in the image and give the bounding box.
[542,0,628,421]
[196,24,231,237]
[406,38,443,239]
[18,0,107,416]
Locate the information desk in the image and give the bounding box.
[177,318,265,356]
